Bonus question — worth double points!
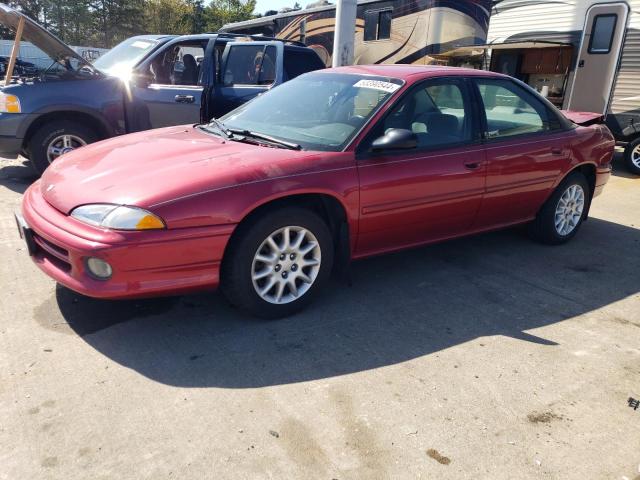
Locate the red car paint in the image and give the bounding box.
[20,65,615,299]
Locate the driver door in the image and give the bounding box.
[210,41,283,118]
[127,39,210,131]
[356,78,487,256]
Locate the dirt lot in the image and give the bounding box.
[1,154,639,480]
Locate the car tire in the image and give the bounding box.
[623,136,640,175]
[221,207,334,319]
[527,171,590,245]
[27,120,98,175]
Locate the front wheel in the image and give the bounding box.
[27,120,98,175]
[528,172,590,245]
[623,136,640,175]
[221,207,334,319]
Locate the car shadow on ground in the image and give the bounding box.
[49,216,640,388]
[0,157,38,194]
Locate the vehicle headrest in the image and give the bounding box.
[183,54,196,68]
[427,113,459,135]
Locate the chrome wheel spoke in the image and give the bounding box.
[46,134,87,164]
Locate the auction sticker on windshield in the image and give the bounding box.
[353,79,401,93]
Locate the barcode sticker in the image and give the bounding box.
[353,79,401,93]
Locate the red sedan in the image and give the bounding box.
[18,66,614,318]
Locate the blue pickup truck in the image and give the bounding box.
[0,4,324,174]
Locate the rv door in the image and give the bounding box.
[210,41,283,118]
[567,2,629,114]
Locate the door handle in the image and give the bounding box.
[551,147,564,155]
[578,59,585,68]
[464,160,483,170]
[175,94,195,104]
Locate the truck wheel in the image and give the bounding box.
[527,172,590,245]
[221,207,334,319]
[27,121,98,175]
[623,136,640,175]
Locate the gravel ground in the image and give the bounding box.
[1,153,639,479]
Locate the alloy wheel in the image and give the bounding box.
[47,134,87,163]
[251,226,321,304]
[632,143,640,168]
[554,184,585,236]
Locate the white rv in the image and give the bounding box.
[482,0,640,174]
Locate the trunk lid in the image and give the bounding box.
[561,110,605,127]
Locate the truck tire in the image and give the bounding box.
[623,136,640,175]
[27,120,98,175]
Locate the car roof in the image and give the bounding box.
[326,64,507,81]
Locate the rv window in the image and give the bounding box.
[364,8,393,41]
[588,14,617,54]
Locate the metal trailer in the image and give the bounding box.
[221,0,493,67]
[479,0,640,174]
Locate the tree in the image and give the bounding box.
[204,0,257,32]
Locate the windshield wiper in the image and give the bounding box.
[198,118,232,140]
[228,128,301,150]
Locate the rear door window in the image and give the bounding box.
[475,79,561,139]
[283,49,325,80]
[223,44,277,86]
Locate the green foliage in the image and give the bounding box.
[2,0,258,48]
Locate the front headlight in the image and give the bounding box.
[71,204,166,230]
[0,93,21,113]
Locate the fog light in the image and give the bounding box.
[86,257,112,279]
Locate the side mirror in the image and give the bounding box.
[371,128,418,152]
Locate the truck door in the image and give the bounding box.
[567,2,629,114]
[127,39,211,131]
[209,41,283,119]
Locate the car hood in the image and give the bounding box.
[0,3,87,68]
[40,126,333,216]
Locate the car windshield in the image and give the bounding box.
[219,72,404,151]
[93,37,160,77]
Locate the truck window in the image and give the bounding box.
[148,41,205,86]
[283,49,325,80]
[223,44,277,86]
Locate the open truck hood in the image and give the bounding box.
[0,3,87,67]
[561,110,605,126]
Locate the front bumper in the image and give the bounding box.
[0,112,36,157]
[20,183,234,299]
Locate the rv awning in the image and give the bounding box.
[443,40,573,57]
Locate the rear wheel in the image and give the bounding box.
[27,120,98,175]
[221,207,334,319]
[623,136,640,175]
[528,172,590,245]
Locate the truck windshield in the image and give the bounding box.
[219,72,404,151]
[93,37,160,78]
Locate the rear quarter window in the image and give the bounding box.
[284,49,325,80]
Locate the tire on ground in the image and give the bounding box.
[221,206,334,319]
[27,120,98,175]
[623,136,640,175]
[527,171,590,245]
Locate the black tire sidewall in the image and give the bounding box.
[28,121,98,175]
[221,207,334,319]
[624,137,640,175]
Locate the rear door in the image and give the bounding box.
[356,77,487,256]
[473,77,573,228]
[567,2,629,114]
[211,41,283,118]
